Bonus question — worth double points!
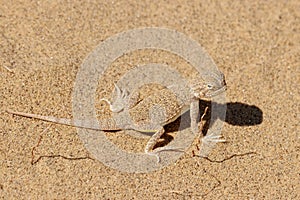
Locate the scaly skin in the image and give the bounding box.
[7,73,227,162]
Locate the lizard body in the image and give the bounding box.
[7,73,227,161]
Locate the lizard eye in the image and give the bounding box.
[207,84,213,89]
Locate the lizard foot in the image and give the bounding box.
[100,83,129,113]
[147,147,185,163]
[199,134,226,157]
[202,134,226,144]
[146,152,161,163]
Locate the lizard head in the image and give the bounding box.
[190,72,227,99]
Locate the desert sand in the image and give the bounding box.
[0,1,299,199]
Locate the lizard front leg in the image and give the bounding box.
[190,99,199,134]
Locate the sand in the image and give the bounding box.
[0,0,299,199]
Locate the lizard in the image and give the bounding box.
[6,72,227,162]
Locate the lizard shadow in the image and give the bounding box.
[157,100,263,147]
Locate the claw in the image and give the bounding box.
[202,135,226,143]
[114,83,122,98]
[111,83,129,112]
[199,134,226,157]
[114,83,129,98]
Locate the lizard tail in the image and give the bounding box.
[6,109,120,131]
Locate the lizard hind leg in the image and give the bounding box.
[144,105,169,162]
[126,90,140,109]
[144,126,185,163]
[145,127,165,163]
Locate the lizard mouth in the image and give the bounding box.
[206,85,227,97]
